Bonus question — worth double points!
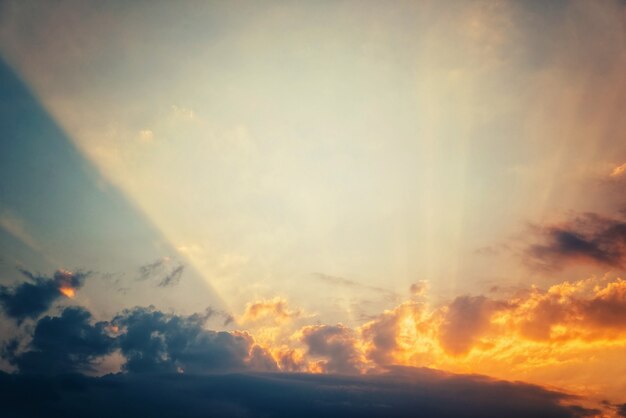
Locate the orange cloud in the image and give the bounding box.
[249,276,626,409]
[611,163,626,178]
[299,324,364,374]
[59,287,75,298]
[240,297,301,324]
[356,275,626,407]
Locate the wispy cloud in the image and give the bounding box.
[313,273,400,300]
[137,257,185,287]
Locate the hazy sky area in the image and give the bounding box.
[0,1,625,417]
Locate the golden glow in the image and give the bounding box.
[240,297,300,324]
[238,275,626,408]
[59,287,75,298]
[610,163,626,177]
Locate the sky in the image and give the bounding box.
[0,0,625,416]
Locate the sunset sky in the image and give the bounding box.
[1,1,625,417]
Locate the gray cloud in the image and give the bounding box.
[5,307,115,375]
[301,324,361,374]
[113,306,276,374]
[137,258,185,287]
[526,213,626,271]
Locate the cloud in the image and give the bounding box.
[159,264,184,287]
[409,281,428,296]
[240,297,300,324]
[360,301,425,365]
[611,163,626,178]
[1,278,624,412]
[348,274,626,408]
[0,367,597,418]
[438,296,507,355]
[513,277,626,340]
[113,306,276,373]
[314,272,400,300]
[4,304,274,375]
[300,324,362,374]
[5,307,115,375]
[362,275,626,359]
[0,269,87,322]
[526,212,626,270]
[137,257,185,287]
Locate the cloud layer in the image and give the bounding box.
[0,368,597,418]
[1,268,625,414]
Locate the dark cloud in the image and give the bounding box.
[300,324,361,374]
[137,258,185,287]
[0,367,598,418]
[617,403,626,417]
[0,269,87,322]
[3,305,270,375]
[6,307,115,374]
[113,306,276,373]
[526,213,626,271]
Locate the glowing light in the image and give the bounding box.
[610,163,626,177]
[59,287,75,298]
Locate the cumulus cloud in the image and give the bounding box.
[438,296,507,355]
[3,304,274,375]
[5,307,115,374]
[525,212,626,271]
[300,324,362,374]
[0,367,597,418]
[0,269,87,322]
[354,273,626,396]
[361,301,426,365]
[113,306,276,373]
[1,277,624,413]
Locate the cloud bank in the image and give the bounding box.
[0,266,623,415]
[0,368,597,418]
